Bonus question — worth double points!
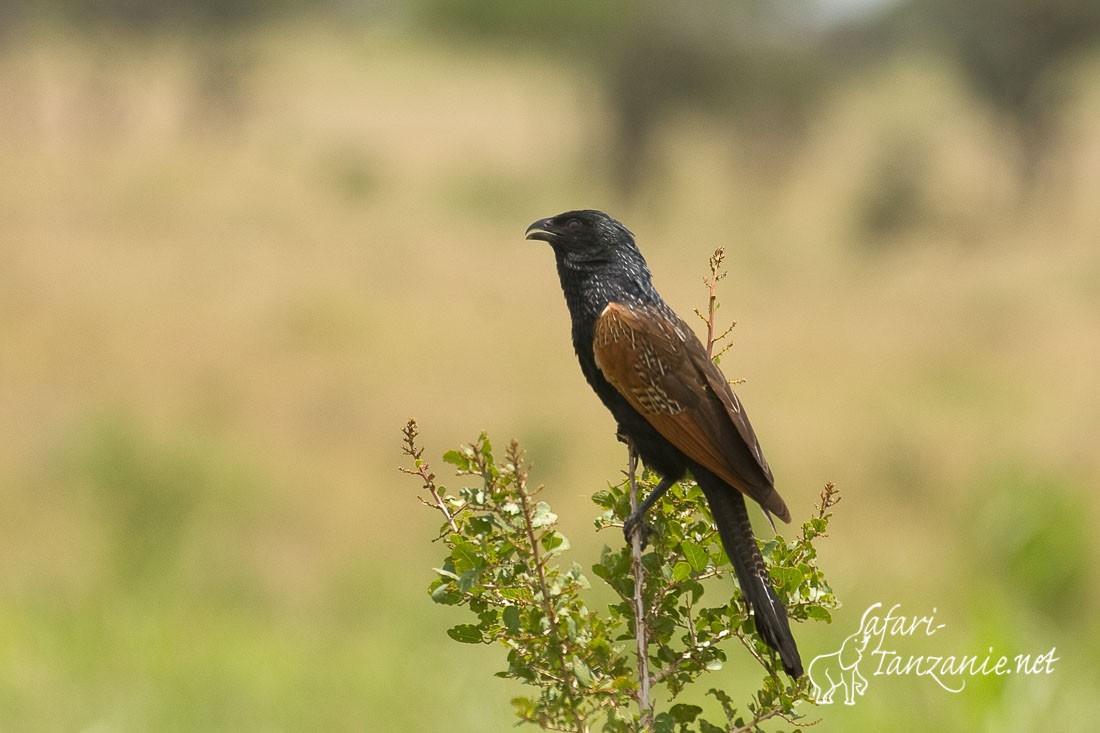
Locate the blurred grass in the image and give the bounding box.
[1,19,1098,731]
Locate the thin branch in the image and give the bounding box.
[513,440,588,733]
[645,567,721,624]
[627,444,653,730]
[650,629,732,686]
[400,419,457,533]
[700,247,728,360]
[817,482,841,519]
[728,705,790,733]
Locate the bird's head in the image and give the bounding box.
[525,210,641,270]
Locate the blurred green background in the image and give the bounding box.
[1,0,1098,730]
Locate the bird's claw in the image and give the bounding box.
[623,515,655,549]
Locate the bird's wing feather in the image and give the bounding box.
[593,301,790,522]
[692,342,774,485]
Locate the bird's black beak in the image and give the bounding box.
[525,217,558,243]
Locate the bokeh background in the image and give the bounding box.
[2,0,1098,730]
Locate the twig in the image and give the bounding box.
[817,482,841,519]
[627,445,653,730]
[651,629,732,686]
[692,247,731,360]
[729,705,796,733]
[400,419,457,533]
[513,441,588,733]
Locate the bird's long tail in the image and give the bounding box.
[695,468,803,678]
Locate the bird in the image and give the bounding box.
[526,209,802,678]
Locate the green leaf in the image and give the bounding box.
[531,501,557,528]
[430,584,462,605]
[652,713,675,733]
[477,605,500,625]
[451,538,483,574]
[457,568,482,593]
[433,566,460,581]
[467,515,494,534]
[502,605,521,633]
[770,565,803,593]
[668,703,702,722]
[510,696,537,721]
[806,516,827,537]
[591,489,615,509]
[681,540,708,573]
[565,615,579,641]
[805,605,832,622]
[447,624,483,644]
[442,449,467,469]
[571,656,596,688]
[672,561,692,582]
[541,532,569,553]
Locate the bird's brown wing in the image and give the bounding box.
[593,301,790,522]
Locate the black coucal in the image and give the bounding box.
[526,209,803,678]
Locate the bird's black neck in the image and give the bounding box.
[553,251,663,379]
[554,252,657,324]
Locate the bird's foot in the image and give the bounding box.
[615,429,633,448]
[623,514,655,549]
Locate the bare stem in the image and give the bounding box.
[513,442,588,733]
[729,705,797,733]
[694,247,732,360]
[400,418,458,533]
[627,445,653,730]
[817,482,841,519]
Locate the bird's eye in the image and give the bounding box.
[566,219,583,233]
